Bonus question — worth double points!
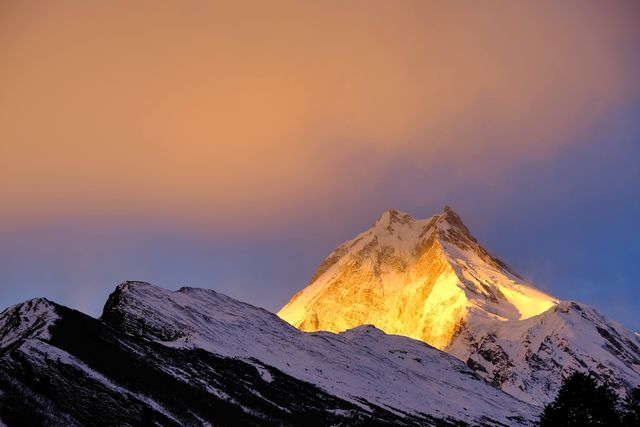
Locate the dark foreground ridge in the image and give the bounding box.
[0,282,524,426]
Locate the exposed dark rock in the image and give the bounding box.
[1,303,427,427]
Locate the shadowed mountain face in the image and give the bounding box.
[278,207,640,406]
[0,282,537,426]
[0,300,411,426]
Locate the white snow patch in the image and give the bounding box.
[254,365,273,383]
[0,299,58,348]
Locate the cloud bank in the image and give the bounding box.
[2,1,639,229]
[1,1,639,330]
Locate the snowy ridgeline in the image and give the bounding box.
[0,280,536,426]
[102,281,538,425]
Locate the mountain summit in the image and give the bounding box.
[278,206,640,405]
[278,206,557,349]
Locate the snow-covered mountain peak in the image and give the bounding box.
[437,205,467,228]
[372,208,415,228]
[278,206,557,343]
[278,206,639,405]
[365,205,493,265]
[372,205,465,233]
[0,298,58,348]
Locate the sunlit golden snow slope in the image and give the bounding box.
[279,206,556,350]
[278,207,640,405]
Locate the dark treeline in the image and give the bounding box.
[539,371,640,426]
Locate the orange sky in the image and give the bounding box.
[2,1,639,229]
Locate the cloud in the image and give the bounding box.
[1,0,639,230]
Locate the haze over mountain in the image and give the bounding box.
[278,207,640,405]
